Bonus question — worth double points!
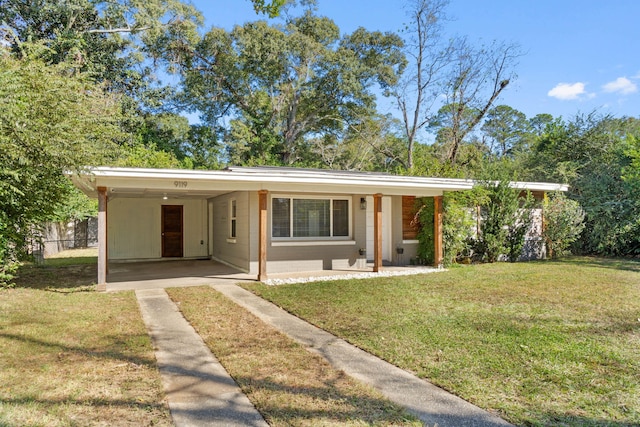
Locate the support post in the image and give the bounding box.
[97,186,108,290]
[258,190,268,281]
[434,195,443,267]
[373,193,383,272]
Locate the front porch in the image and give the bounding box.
[103,259,439,291]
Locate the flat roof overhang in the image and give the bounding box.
[68,166,569,200]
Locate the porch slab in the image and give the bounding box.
[104,259,440,291]
[106,260,255,292]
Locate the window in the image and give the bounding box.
[229,199,237,239]
[272,196,351,239]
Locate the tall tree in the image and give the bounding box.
[0,53,121,283]
[0,0,203,95]
[392,0,519,170]
[439,38,520,165]
[393,0,451,170]
[179,12,405,165]
[481,105,529,157]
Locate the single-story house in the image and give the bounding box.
[69,166,568,285]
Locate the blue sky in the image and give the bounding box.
[188,0,639,120]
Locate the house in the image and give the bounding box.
[69,166,568,285]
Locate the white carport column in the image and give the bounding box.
[258,190,268,282]
[373,193,383,272]
[97,186,108,290]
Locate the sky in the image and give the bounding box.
[188,0,639,121]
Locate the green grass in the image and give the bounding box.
[167,286,422,426]
[243,257,640,426]
[1,262,171,426]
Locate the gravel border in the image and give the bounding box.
[263,266,445,286]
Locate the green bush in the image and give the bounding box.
[475,180,535,263]
[542,192,585,258]
[415,197,435,265]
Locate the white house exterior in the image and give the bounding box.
[69,166,568,285]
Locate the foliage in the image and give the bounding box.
[179,12,405,166]
[474,180,534,263]
[542,192,586,258]
[394,1,520,170]
[505,192,535,262]
[481,105,530,158]
[442,190,479,265]
[0,54,120,284]
[524,114,640,255]
[0,0,203,96]
[414,198,435,264]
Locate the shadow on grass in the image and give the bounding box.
[538,413,640,427]
[0,396,166,412]
[548,256,640,273]
[233,374,420,425]
[0,332,156,368]
[13,261,97,290]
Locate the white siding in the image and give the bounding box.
[107,198,207,260]
[211,192,251,271]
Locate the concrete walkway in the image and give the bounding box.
[212,283,513,427]
[136,288,268,427]
[135,282,513,427]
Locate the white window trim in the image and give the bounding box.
[271,194,353,241]
[229,199,237,241]
[272,240,356,247]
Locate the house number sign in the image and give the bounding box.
[174,181,188,188]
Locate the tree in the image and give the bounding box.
[439,39,520,165]
[0,0,203,95]
[393,0,451,170]
[179,12,405,165]
[392,0,520,170]
[0,54,121,284]
[481,105,529,157]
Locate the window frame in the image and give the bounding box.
[228,199,237,241]
[271,194,352,241]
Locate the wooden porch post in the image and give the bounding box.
[97,186,108,290]
[434,195,443,267]
[258,190,268,281]
[373,193,383,272]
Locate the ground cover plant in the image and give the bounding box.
[0,256,171,426]
[244,258,640,426]
[167,286,421,426]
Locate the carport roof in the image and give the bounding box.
[69,166,568,199]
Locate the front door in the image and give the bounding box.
[162,205,183,257]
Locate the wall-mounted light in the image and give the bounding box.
[360,197,367,210]
[162,193,168,200]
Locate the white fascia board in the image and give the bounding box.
[73,167,569,197]
[508,181,570,192]
[79,166,474,196]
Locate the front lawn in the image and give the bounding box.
[243,258,640,426]
[167,286,421,426]
[0,260,171,426]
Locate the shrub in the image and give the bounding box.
[543,192,585,258]
[475,180,535,263]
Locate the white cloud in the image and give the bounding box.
[547,82,587,100]
[602,77,637,94]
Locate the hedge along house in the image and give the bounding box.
[69,166,568,286]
